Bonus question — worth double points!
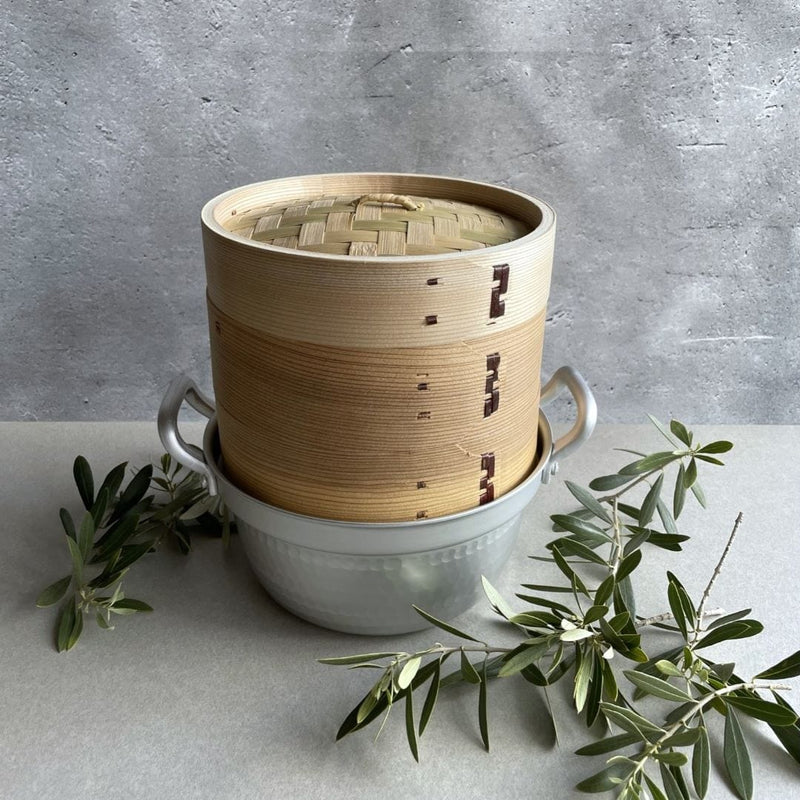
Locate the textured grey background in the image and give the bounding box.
[3,0,799,422]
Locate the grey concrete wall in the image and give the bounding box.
[3,0,798,423]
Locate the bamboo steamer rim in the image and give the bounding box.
[201,172,556,265]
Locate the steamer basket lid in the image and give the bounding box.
[221,191,532,256]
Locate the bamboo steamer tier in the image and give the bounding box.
[201,173,556,522]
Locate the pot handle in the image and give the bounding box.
[539,366,597,483]
[157,374,219,496]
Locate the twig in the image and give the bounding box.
[637,607,725,628]
[692,512,743,643]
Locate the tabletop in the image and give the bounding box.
[2,421,799,799]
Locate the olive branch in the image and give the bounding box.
[320,417,800,799]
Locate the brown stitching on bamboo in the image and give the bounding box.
[479,452,496,505]
[489,264,509,319]
[484,352,501,417]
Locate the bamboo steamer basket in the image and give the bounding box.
[201,173,556,522]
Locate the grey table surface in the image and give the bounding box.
[2,422,799,799]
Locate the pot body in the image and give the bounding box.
[158,367,596,635]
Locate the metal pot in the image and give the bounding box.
[158,367,596,635]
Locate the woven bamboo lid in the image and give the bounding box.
[221,192,532,256]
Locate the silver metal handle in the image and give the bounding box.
[540,366,597,482]
[157,375,218,496]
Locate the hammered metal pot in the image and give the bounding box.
[158,367,596,635]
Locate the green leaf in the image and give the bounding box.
[648,414,683,448]
[695,620,763,650]
[36,575,72,607]
[755,649,800,680]
[519,583,574,594]
[662,727,701,747]
[520,662,549,686]
[478,659,489,751]
[95,610,111,629]
[697,440,733,454]
[683,458,697,489]
[574,647,593,713]
[628,452,682,474]
[56,598,77,652]
[622,671,693,703]
[769,693,800,765]
[710,662,736,682]
[655,660,684,677]
[594,575,615,606]
[65,536,84,584]
[659,763,688,800]
[404,689,419,762]
[461,650,481,684]
[585,650,604,726]
[600,702,663,736]
[575,731,640,756]
[639,473,664,527]
[614,577,637,624]
[413,605,482,642]
[77,511,95,562]
[690,479,707,508]
[397,656,422,690]
[656,498,679,534]
[73,455,94,510]
[692,724,710,798]
[583,605,609,625]
[550,514,611,544]
[510,611,561,628]
[515,593,575,616]
[667,583,688,639]
[112,539,156,573]
[564,481,612,524]
[418,659,440,736]
[93,513,141,559]
[319,652,400,666]
[670,420,692,446]
[561,627,594,642]
[112,464,154,521]
[725,695,797,726]
[552,538,608,565]
[616,551,642,583]
[623,526,651,556]
[498,641,550,678]
[481,575,515,619]
[724,708,753,800]
[647,532,690,551]
[549,547,589,595]
[644,774,669,800]
[59,508,76,540]
[694,454,725,465]
[112,598,153,613]
[67,604,84,650]
[589,474,633,491]
[673,464,687,518]
[653,751,688,766]
[575,762,633,793]
[90,487,110,528]
[96,461,128,502]
[356,691,378,724]
[335,691,388,740]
